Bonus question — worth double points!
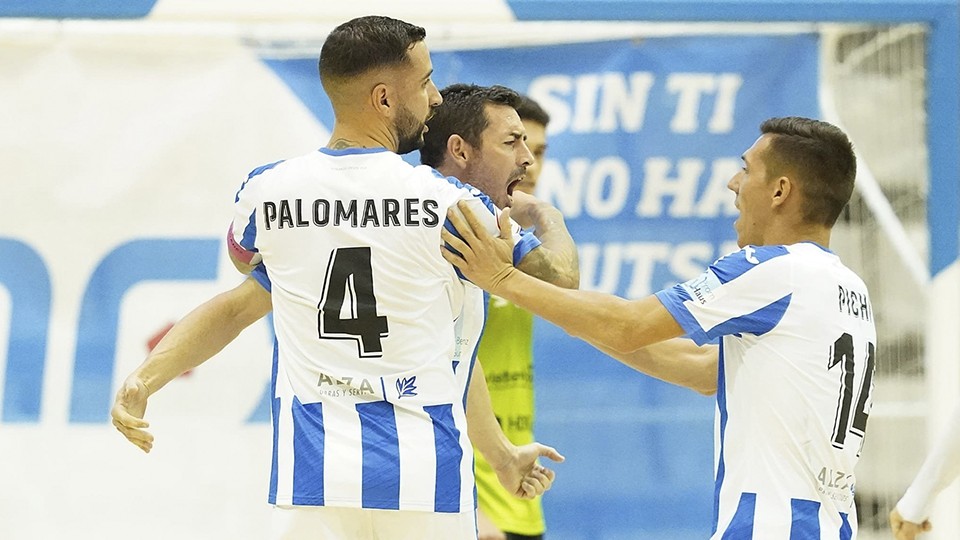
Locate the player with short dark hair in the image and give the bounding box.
[112,16,575,540]
[425,91,560,540]
[442,117,875,539]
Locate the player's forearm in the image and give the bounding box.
[466,362,513,470]
[897,402,960,522]
[491,270,679,354]
[518,204,579,289]
[136,279,270,394]
[590,339,719,395]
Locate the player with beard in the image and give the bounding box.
[420,87,575,540]
[111,16,576,540]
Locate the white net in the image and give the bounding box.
[822,23,931,538]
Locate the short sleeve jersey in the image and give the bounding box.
[230,147,540,513]
[656,243,877,539]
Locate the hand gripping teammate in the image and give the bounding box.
[443,117,877,539]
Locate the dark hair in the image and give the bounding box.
[760,117,857,227]
[420,84,522,168]
[515,95,550,126]
[319,16,426,86]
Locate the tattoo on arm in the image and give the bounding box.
[518,250,564,286]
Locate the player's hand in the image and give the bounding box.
[889,508,932,539]
[493,442,564,500]
[111,376,154,453]
[505,191,539,230]
[441,201,516,293]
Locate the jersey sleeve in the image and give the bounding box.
[227,161,283,273]
[654,245,793,345]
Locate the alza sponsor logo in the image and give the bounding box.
[317,372,376,397]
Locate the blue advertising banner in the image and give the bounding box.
[263,34,819,538]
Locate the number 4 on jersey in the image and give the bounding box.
[318,247,389,357]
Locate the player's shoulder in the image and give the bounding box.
[415,166,497,207]
[244,148,325,181]
[710,244,791,277]
[245,158,288,181]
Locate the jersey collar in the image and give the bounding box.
[319,147,390,156]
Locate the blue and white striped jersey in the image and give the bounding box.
[657,243,876,539]
[230,147,540,512]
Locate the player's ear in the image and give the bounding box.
[771,176,791,208]
[446,134,470,170]
[372,83,391,116]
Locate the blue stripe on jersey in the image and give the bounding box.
[712,342,728,536]
[705,293,792,340]
[251,264,272,293]
[721,492,756,539]
[356,401,401,510]
[235,159,284,202]
[424,404,464,513]
[655,286,703,342]
[513,231,542,266]
[790,499,821,539]
[240,211,258,251]
[656,280,791,345]
[710,245,790,284]
[291,397,326,505]
[462,292,489,411]
[268,341,280,505]
[840,512,853,540]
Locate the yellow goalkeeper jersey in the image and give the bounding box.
[473,295,545,535]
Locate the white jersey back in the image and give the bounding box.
[230,147,540,512]
[656,243,876,539]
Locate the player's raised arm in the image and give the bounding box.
[442,201,684,355]
[509,191,579,290]
[111,277,271,452]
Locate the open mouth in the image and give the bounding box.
[507,175,524,196]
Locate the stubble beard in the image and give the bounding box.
[395,105,425,155]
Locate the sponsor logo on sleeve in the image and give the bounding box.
[680,270,722,305]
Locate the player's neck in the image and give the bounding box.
[327,121,397,152]
[764,221,831,249]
